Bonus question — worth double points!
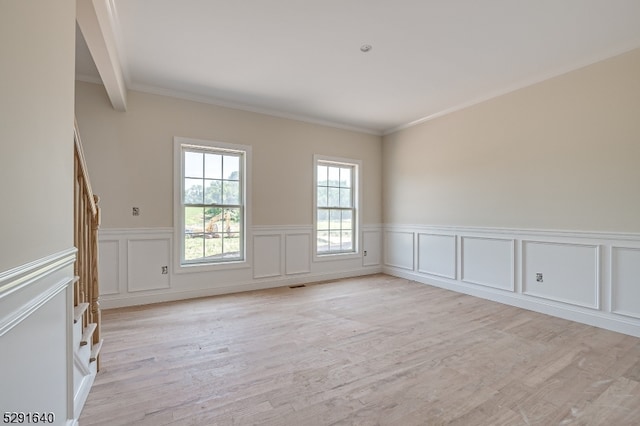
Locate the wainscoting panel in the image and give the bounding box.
[383,225,640,338]
[417,233,456,279]
[286,233,311,275]
[461,236,514,291]
[253,234,282,279]
[127,239,171,292]
[611,246,640,319]
[384,231,415,270]
[523,241,599,309]
[97,240,119,296]
[0,249,76,424]
[99,226,381,308]
[362,229,382,267]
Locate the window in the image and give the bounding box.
[314,156,360,256]
[175,138,250,268]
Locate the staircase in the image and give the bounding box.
[73,120,103,417]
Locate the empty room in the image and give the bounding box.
[2,1,640,425]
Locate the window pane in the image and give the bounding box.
[317,187,328,207]
[184,206,205,231]
[339,188,352,208]
[222,233,241,258]
[184,179,204,204]
[204,234,222,258]
[342,210,352,230]
[317,165,328,186]
[328,188,340,207]
[204,154,222,179]
[329,231,341,252]
[223,155,240,180]
[317,231,330,253]
[222,181,240,205]
[204,180,222,204]
[185,151,203,178]
[184,235,205,261]
[340,168,351,188]
[328,166,340,185]
[329,210,341,230]
[317,209,329,230]
[222,208,240,236]
[341,231,353,251]
[204,208,223,236]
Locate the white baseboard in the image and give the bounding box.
[98,225,383,309]
[383,224,640,338]
[100,266,382,309]
[386,266,640,338]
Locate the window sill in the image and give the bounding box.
[175,259,251,274]
[313,252,361,263]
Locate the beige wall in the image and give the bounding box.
[0,1,76,271]
[75,82,382,228]
[383,48,640,232]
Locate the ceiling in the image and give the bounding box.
[75,0,640,135]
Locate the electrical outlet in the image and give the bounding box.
[364,250,367,256]
[536,273,543,283]
[132,207,140,216]
[161,266,168,275]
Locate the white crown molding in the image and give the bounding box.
[383,224,640,242]
[0,248,77,298]
[126,82,383,136]
[383,43,640,136]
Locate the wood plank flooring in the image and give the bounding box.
[79,274,640,425]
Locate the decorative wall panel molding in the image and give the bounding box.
[383,224,640,338]
[127,238,171,292]
[417,233,456,279]
[97,240,119,295]
[384,231,415,270]
[98,226,382,308]
[461,236,515,291]
[522,240,599,309]
[253,234,282,279]
[285,233,311,275]
[362,229,382,267]
[611,246,640,319]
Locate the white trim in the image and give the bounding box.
[384,44,640,136]
[383,223,640,242]
[416,232,457,280]
[386,266,640,339]
[100,227,173,236]
[610,245,640,320]
[313,154,363,262]
[99,266,382,309]
[383,224,640,338]
[521,240,600,310]
[0,248,77,298]
[460,236,516,292]
[173,137,253,274]
[128,82,382,136]
[0,277,74,337]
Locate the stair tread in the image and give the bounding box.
[74,303,89,324]
[90,339,104,363]
[80,323,98,346]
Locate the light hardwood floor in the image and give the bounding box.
[80,274,640,425]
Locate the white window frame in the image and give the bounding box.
[313,154,362,261]
[173,137,252,273]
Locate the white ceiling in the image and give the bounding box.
[75,0,640,135]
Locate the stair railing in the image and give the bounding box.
[73,120,102,370]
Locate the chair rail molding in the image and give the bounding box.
[383,223,640,338]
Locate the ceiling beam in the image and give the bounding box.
[77,0,127,111]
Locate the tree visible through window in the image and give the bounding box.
[316,160,356,254]
[181,146,244,264]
